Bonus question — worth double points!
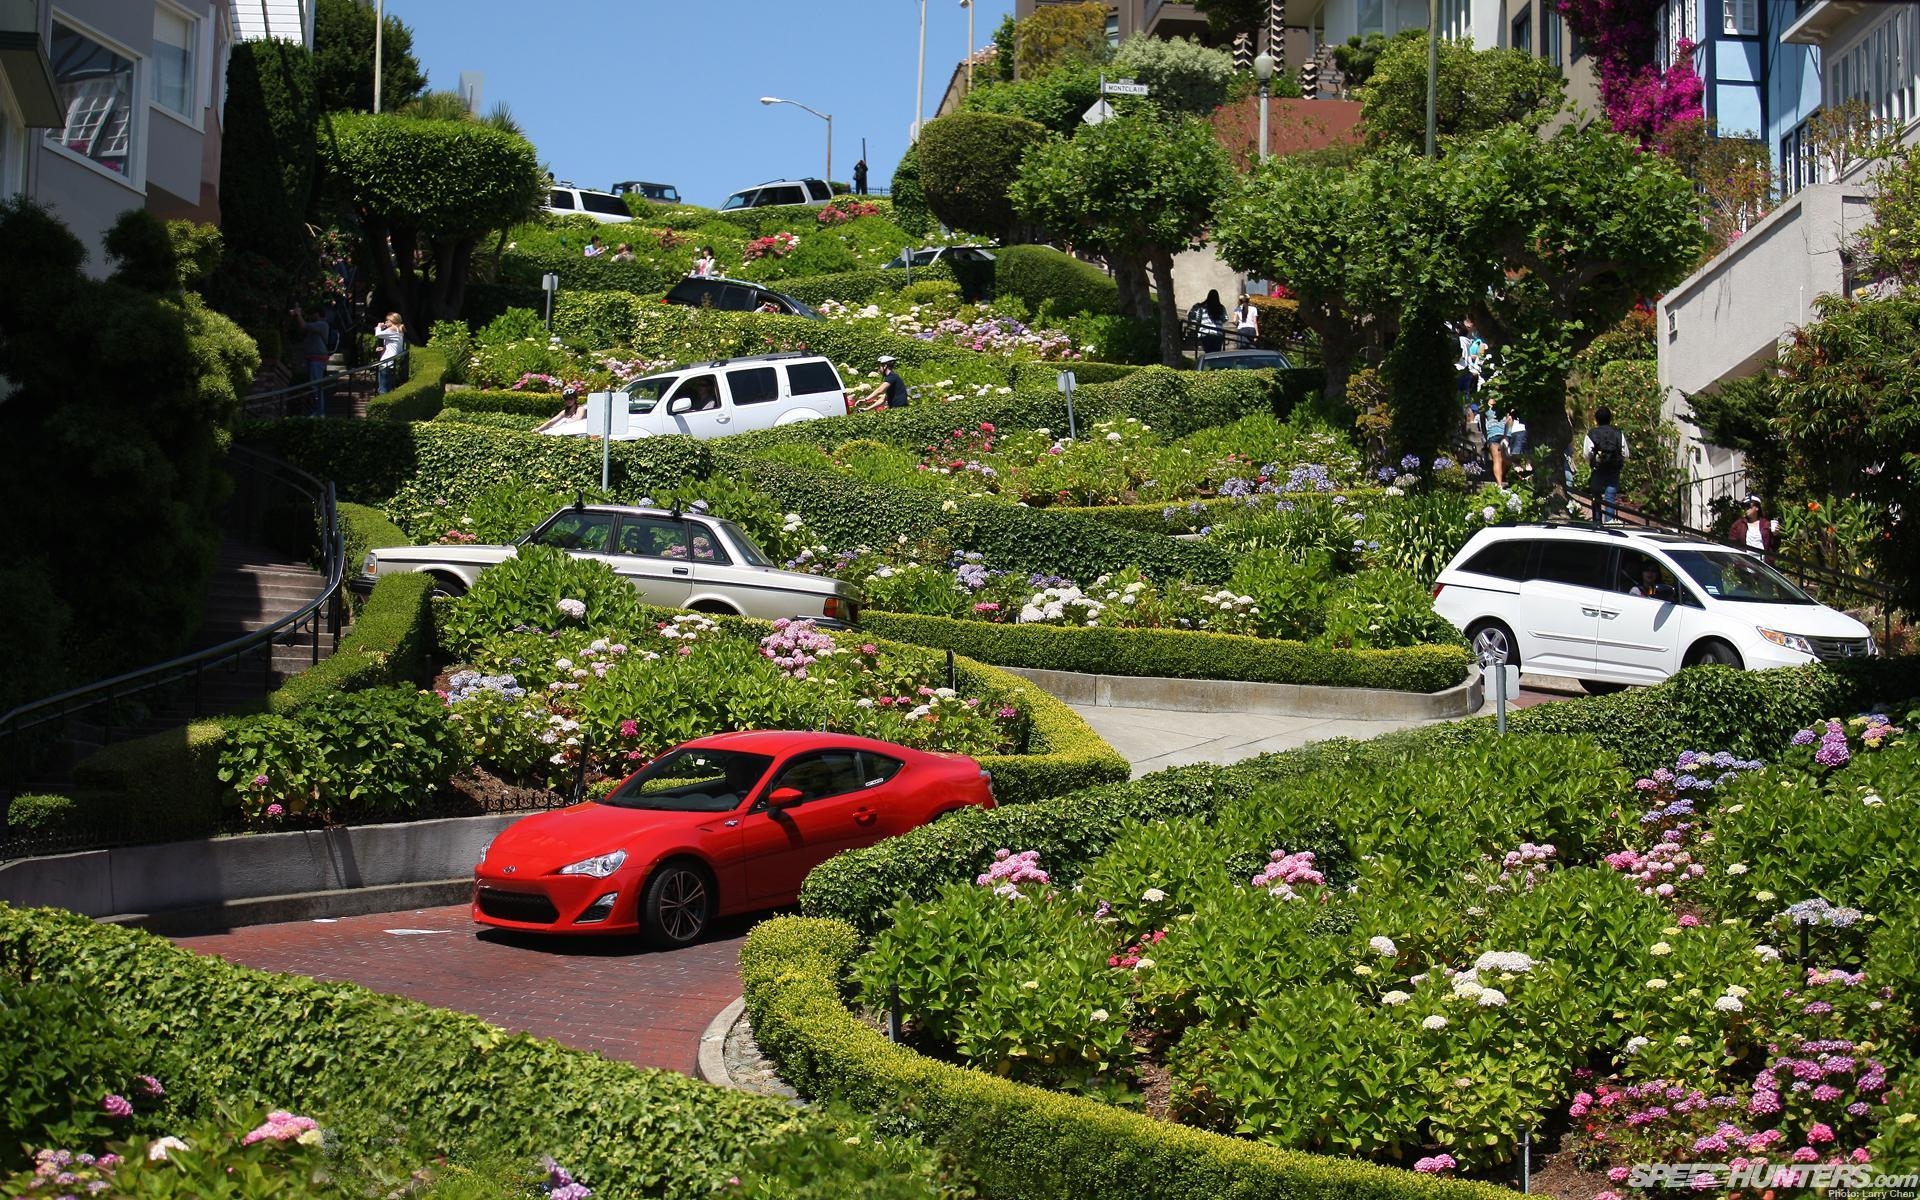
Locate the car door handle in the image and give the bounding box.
[853,807,877,825]
[1581,606,1601,617]
[672,566,690,576]
[715,416,730,423]
[1598,609,1620,619]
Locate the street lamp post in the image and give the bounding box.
[961,0,975,92]
[1253,53,1274,163]
[761,96,833,188]
[1426,0,1440,158]
[373,0,385,113]
[915,0,928,141]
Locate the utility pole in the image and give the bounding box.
[373,0,385,113]
[962,0,975,93]
[1425,0,1439,157]
[915,0,928,141]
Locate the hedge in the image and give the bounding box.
[0,905,794,1196]
[265,573,435,715]
[776,261,957,308]
[241,418,712,507]
[440,387,565,417]
[741,915,1519,1200]
[1060,487,1390,534]
[65,718,236,846]
[992,244,1121,317]
[433,407,546,432]
[461,280,546,328]
[362,343,448,422]
[861,612,1472,693]
[797,659,1919,933]
[338,501,409,589]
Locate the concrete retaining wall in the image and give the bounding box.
[1003,664,1483,721]
[0,813,521,923]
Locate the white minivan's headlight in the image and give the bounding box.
[558,850,628,878]
[1756,627,1815,655]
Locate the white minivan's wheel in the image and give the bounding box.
[1684,640,1743,670]
[1466,619,1519,668]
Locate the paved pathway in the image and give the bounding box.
[169,675,1583,1078]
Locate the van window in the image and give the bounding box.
[786,360,840,397]
[806,180,831,202]
[1532,541,1606,589]
[624,375,677,415]
[764,186,805,206]
[580,191,630,216]
[728,366,780,405]
[670,374,722,412]
[721,189,754,210]
[1462,540,1531,581]
[530,510,613,552]
[548,189,576,210]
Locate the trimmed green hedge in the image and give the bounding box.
[362,343,447,422]
[462,281,546,328]
[440,387,565,417]
[433,407,546,432]
[797,660,1918,934]
[66,719,236,846]
[862,612,1472,693]
[741,915,1519,1200]
[1,905,794,1196]
[339,501,409,585]
[266,573,435,715]
[992,244,1121,317]
[777,261,957,307]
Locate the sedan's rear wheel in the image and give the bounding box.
[426,573,467,601]
[641,860,712,949]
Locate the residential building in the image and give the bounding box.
[2,0,310,274]
[1656,1,1917,505]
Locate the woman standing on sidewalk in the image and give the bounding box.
[374,313,406,395]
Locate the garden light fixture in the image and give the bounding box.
[1253,52,1274,163]
[760,96,833,189]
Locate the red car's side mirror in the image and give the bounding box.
[768,786,805,808]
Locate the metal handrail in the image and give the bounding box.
[0,446,345,791]
[241,348,407,420]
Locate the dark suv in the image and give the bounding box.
[663,278,821,320]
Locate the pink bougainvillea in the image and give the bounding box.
[1555,0,1705,144]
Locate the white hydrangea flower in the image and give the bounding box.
[1422,1015,1448,1030]
[1368,936,1398,957]
[1381,990,1412,1006]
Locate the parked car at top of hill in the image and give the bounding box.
[543,183,633,224]
[352,499,862,625]
[537,351,850,443]
[611,180,681,205]
[1432,523,1876,695]
[473,729,996,945]
[721,178,833,209]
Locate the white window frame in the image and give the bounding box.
[45,12,145,194]
[1826,9,1919,134]
[151,1,205,130]
[1722,0,1756,37]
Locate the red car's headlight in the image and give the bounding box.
[558,850,627,878]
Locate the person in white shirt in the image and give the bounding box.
[1232,294,1259,348]
[692,247,719,278]
[374,313,405,395]
[584,235,606,259]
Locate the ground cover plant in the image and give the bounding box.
[850,709,1920,1184]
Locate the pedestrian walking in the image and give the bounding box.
[1232,293,1259,349]
[295,307,332,417]
[1583,406,1629,524]
[1728,496,1780,563]
[374,312,406,395]
[1484,401,1511,487]
[1456,318,1486,397]
[853,159,869,195]
[1187,289,1227,354]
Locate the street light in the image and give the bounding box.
[761,96,833,188]
[373,0,385,113]
[960,0,974,93]
[915,0,929,141]
[1253,52,1274,163]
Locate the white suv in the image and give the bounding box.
[720,178,833,209]
[538,352,849,442]
[1432,524,1875,693]
[544,184,634,224]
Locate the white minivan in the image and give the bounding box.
[538,352,851,442]
[1432,524,1876,694]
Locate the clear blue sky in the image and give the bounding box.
[395,1,1015,208]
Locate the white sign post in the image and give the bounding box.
[585,391,627,490]
[1084,76,1148,124]
[1057,369,1078,440]
[1102,79,1150,96]
[541,272,559,332]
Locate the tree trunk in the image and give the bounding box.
[1111,253,1153,322]
[1149,247,1183,368]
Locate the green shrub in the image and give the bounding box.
[339,501,410,576]
[778,262,956,307]
[437,543,648,661]
[362,343,447,422]
[429,320,473,383]
[890,145,933,238]
[298,686,463,821]
[741,916,1518,1200]
[861,612,1470,692]
[460,281,545,328]
[917,112,1051,243]
[992,245,1119,317]
[0,965,142,1170]
[266,572,435,715]
[439,388,565,417]
[432,407,545,431]
[1319,569,1467,651]
[0,905,795,1197]
[69,720,236,846]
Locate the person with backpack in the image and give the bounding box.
[1583,406,1628,524]
[1187,289,1227,354]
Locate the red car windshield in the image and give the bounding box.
[601,747,772,812]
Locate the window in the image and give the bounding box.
[152,6,198,118]
[1463,540,1532,581]
[727,366,780,405]
[1722,0,1756,36]
[1532,541,1607,589]
[1358,0,1384,36]
[670,373,722,409]
[786,360,840,397]
[860,752,904,787]
[1511,8,1532,54]
[768,752,864,804]
[48,21,138,178]
[765,186,805,206]
[1545,7,1564,66]
[548,189,576,209]
[530,511,614,553]
[1827,11,1918,133]
[1780,120,1818,196]
[1659,0,1697,70]
[1105,13,1120,46]
[579,191,629,216]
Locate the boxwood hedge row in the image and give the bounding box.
[740,915,1519,1200]
[0,904,794,1197]
[361,344,448,423]
[860,612,1472,693]
[797,660,1917,934]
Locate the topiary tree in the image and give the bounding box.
[313,0,426,113]
[1111,33,1237,116]
[889,143,933,239]
[1358,35,1567,152]
[1012,113,1233,366]
[319,113,545,336]
[916,111,1051,242]
[212,37,320,334]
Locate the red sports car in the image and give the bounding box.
[472,730,995,946]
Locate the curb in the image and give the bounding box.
[696,996,746,1088]
[1002,664,1484,722]
[104,878,474,937]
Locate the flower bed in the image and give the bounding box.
[841,703,1920,1183]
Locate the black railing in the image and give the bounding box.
[0,447,345,856]
[241,350,406,421]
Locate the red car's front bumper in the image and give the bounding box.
[471,867,643,935]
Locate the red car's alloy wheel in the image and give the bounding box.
[645,863,711,947]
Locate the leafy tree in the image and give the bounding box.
[1013,0,1109,79]
[1012,113,1233,366]
[318,114,544,335]
[916,111,1051,242]
[1191,0,1267,44]
[213,38,320,335]
[1332,30,1421,91]
[1653,120,1770,255]
[0,203,257,706]
[989,14,1018,83]
[1358,35,1566,151]
[1111,34,1236,115]
[313,0,426,114]
[964,63,1103,136]
[1860,139,1920,284]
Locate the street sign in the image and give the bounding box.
[1102,79,1149,96]
[540,273,559,292]
[1081,99,1114,125]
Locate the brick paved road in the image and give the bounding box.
[171,904,759,1075]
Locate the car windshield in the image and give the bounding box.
[624,374,678,414]
[1665,550,1815,604]
[780,294,820,319]
[709,518,775,567]
[1204,353,1287,370]
[720,192,750,210]
[601,747,772,812]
